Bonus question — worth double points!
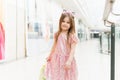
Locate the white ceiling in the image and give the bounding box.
[52,0,92,27]
[84,0,106,26]
[53,0,108,30]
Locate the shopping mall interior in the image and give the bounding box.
[0,0,120,80]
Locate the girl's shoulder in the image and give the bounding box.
[69,33,77,38]
[54,32,59,39]
[54,32,58,35]
[69,33,79,44]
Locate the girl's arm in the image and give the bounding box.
[46,41,56,62]
[48,32,58,56]
[48,41,56,57]
[66,43,77,64]
[47,33,57,62]
[64,34,78,69]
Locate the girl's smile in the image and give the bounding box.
[61,17,70,32]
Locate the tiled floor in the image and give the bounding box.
[0,38,120,80]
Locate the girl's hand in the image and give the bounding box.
[46,56,51,62]
[64,61,71,70]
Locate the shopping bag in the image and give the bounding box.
[39,64,46,80]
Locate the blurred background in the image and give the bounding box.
[0,0,120,80]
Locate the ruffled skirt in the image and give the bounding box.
[45,53,78,80]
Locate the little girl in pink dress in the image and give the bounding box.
[45,10,78,80]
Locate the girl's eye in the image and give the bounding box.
[67,22,70,24]
[62,21,65,22]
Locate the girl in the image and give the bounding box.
[45,10,79,80]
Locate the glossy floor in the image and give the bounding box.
[0,39,120,80]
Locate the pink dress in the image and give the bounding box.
[0,22,5,60]
[45,32,78,80]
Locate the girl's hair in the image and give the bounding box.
[55,10,76,43]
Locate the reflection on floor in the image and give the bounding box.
[0,39,120,80]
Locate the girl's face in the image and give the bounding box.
[61,17,70,32]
